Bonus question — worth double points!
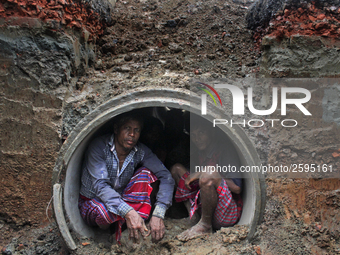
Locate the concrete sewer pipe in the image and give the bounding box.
[52,88,266,250]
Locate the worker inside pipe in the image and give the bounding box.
[78,110,175,244]
[170,114,243,241]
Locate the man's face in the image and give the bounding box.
[114,119,142,152]
[191,126,213,151]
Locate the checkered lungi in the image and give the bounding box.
[175,172,243,227]
[78,167,157,242]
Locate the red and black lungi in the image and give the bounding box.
[78,167,157,241]
[175,172,242,227]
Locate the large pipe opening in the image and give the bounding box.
[52,88,265,249]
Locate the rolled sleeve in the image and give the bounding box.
[152,204,167,219]
[116,203,134,217]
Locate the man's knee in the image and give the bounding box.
[170,163,187,183]
[199,172,221,189]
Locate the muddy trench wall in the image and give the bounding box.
[0,0,112,226]
[0,0,340,250]
[247,0,340,246]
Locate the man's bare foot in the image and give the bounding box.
[177,221,212,241]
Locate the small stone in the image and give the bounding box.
[254,245,261,255]
[212,5,221,14]
[304,213,311,225]
[1,247,12,255]
[168,43,183,53]
[173,240,181,246]
[283,149,290,154]
[16,244,25,251]
[166,20,177,27]
[124,55,133,61]
[119,66,131,73]
[36,241,45,246]
[37,234,46,240]
[207,54,215,60]
[332,152,340,158]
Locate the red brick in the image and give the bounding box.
[315,22,329,30]
[284,9,290,17]
[64,14,72,22]
[317,13,326,20]
[70,20,81,28]
[308,15,317,22]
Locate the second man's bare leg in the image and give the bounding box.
[176,171,222,241]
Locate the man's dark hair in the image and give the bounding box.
[115,111,144,130]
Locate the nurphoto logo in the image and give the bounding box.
[198,82,312,128]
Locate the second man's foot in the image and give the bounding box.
[177,221,212,241]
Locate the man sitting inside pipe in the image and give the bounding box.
[79,111,175,243]
[171,115,243,241]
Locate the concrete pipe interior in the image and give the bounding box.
[52,88,265,249]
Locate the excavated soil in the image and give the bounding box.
[1,0,340,255]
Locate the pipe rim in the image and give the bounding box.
[53,87,265,243]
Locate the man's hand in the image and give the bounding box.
[185,172,201,189]
[148,216,165,243]
[125,210,150,243]
[225,178,241,194]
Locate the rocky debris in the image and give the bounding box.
[74,218,256,255]
[168,42,183,53]
[1,199,338,255]
[259,34,340,77]
[0,0,113,38]
[94,0,258,74]
[218,225,249,244]
[59,0,261,137]
[251,196,340,254]
[244,0,340,77]
[247,0,340,30]
[82,0,115,25]
[254,3,340,45]
[0,222,66,255]
[247,0,340,51]
[246,0,287,30]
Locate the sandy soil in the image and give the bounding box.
[2,195,339,254]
